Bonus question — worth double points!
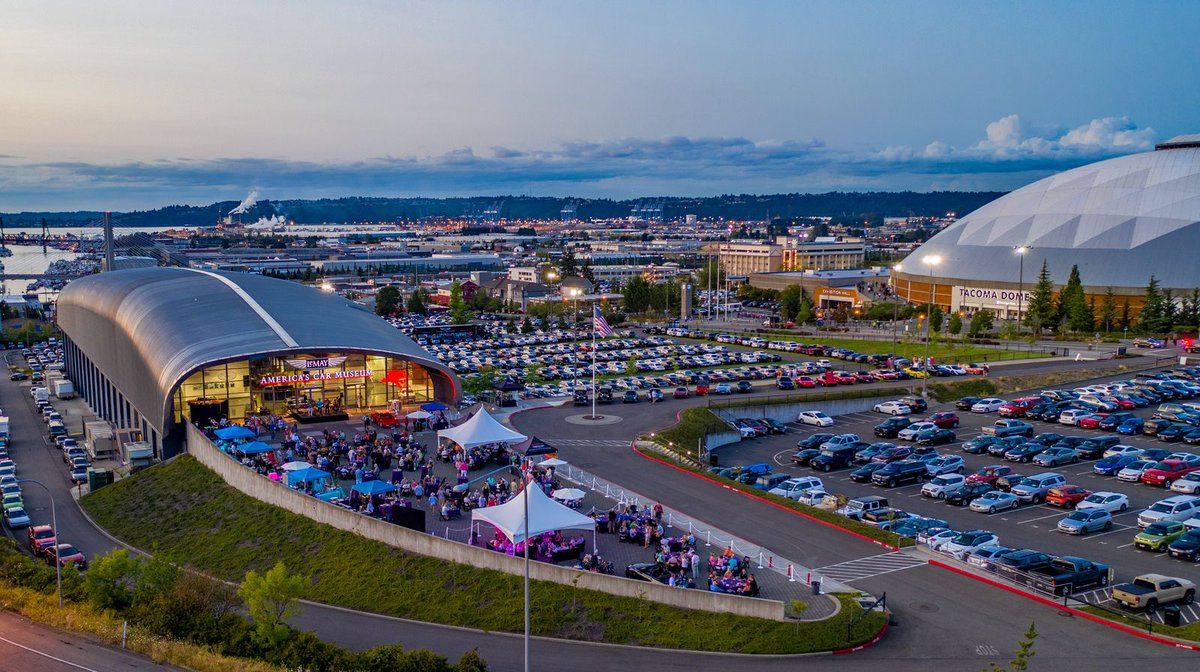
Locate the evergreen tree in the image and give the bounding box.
[1138,276,1168,333]
[1119,298,1132,330]
[578,261,595,283]
[448,281,474,324]
[1083,296,1097,333]
[778,285,805,323]
[1059,264,1089,332]
[1098,288,1118,333]
[374,286,401,316]
[1024,259,1056,333]
[623,275,653,313]
[968,309,995,337]
[406,288,428,315]
[929,304,944,333]
[558,246,578,278]
[520,316,534,334]
[796,296,813,325]
[1162,288,1177,329]
[1185,288,1200,329]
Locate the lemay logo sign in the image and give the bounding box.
[285,356,348,370]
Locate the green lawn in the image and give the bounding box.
[671,332,1048,363]
[81,455,886,654]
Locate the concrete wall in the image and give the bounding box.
[185,424,784,620]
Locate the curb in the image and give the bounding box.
[927,558,1200,652]
[631,442,901,552]
[833,616,890,655]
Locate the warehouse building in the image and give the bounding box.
[56,268,459,459]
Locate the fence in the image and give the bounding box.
[184,423,788,620]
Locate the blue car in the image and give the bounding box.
[1116,417,1145,435]
[1093,454,1139,476]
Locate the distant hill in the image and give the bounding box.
[1,191,1002,228]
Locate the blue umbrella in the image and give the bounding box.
[215,426,256,440]
[239,441,274,455]
[420,401,449,412]
[287,467,330,487]
[352,480,398,496]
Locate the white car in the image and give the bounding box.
[873,401,912,416]
[1117,460,1154,482]
[1137,495,1200,528]
[1058,409,1091,426]
[971,398,1006,413]
[921,473,966,499]
[922,528,960,551]
[941,530,1001,560]
[797,410,834,427]
[798,489,829,506]
[1075,491,1130,513]
[1102,445,1142,460]
[1170,472,1200,495]
[768,477,825,500]
[898,422,937,441]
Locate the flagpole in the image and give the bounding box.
[591,306,598,419]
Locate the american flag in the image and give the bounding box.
[593,305,613,337]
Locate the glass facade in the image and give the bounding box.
[173,353,436,423]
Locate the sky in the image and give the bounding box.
[2,0,1198,211]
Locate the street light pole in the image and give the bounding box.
[1014,246,1028,334]
[18,479,60,609]
[891,264,902,367]
[922,255,942,399]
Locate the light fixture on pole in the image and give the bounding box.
[18,479,60,609]
[891,263,902,367]
[921,255,942,399]
[570,288,581,395]
[1014,246,1029,333]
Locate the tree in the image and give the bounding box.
[778,285,805,323]
[578,261,595,283]
[1119,298,1132,330]
[983,621,1038,672]
[1138,276,1170,334]
[519,317,534,334]
[558,246,578,278]
[238,561,309,646]
[461,367,498,398]
[1058,264,1089,332]
[625,355,639,376]
[1098,287,1118,333]
[623,276,653,314]
[947,311,963,336]
[968,309,994,337]
[796,296,813,325]
[448,281,474,325]
[470,288,494,311]
[695,260,726,291]
[375,286,401,316]
[928,304,944,333]
[406,288,428,315]
[1024,259,1056,333]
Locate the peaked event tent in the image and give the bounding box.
[438,410,528,450]
[471,481,595,546]
[286,467,330,487]
[238,441,274,455]
[215,425,256,440]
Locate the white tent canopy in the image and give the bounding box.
[471,481,595,545]
[438,409,528,450]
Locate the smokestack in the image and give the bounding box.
[103,211,115,272]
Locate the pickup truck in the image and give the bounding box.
[1025,556,1111,596]
[982,419,1035,438]
[1111,574,1197,614]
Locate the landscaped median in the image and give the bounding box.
[80,455,888,655]
[646,408,912,551]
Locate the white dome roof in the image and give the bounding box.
[907,145,1200,290]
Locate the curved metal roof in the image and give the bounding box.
[57,267,458,431]
[901,145,1200,290]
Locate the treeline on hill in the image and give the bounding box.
[2,191,1002,228]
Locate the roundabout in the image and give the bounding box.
[563,413,624,426]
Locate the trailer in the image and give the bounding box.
[84,421,116,460]
[52,379,76,399]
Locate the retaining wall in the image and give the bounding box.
[185,423,785,620]
[711,396,888,425]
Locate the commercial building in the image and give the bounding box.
[780,237,866,271]
[894,135,1200,313]
[705,242,783,276]
[56,268,458,459]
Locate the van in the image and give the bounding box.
[753,473,793,491]
[838,495,890,520]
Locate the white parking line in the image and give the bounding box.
[1016,509,1071,524]
[1074,524,1133,540]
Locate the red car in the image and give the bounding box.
[27,525,56,555]
[928,412,961,429]
[370,411,400,428]
[871,446,914,463]
[998,397,1041,418]
[967,464,1014,485]
[672,387,690,399]
[854,372,874,383]
[819,372,840,386]
[1076,414,1108,429]
[45,543,86,569]
[834,372,858,385]
[795,376,818,388]
[1108,397,1136,410]
[1141,460,1200,487]
[1045,485,1091,508]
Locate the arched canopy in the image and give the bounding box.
[438,409,527,450]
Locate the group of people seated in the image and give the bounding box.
[706,549,759,596]
[478,529,587,563]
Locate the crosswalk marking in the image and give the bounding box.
[541,438,629,447]
[813,551,927,583]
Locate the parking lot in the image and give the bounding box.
[710,364,1200,623]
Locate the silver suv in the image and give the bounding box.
[1009,472,1066,503]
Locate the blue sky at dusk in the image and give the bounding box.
[2,1,1197,210]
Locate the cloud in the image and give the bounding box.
[0,117,1157,210]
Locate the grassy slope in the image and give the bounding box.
[81,455,885,654]
[673,332,1045,362]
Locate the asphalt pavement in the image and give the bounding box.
[0,610,183,671]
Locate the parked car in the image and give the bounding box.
[1033,447,1080,467]
[1076,491,1130,513]
[941,530,1001,560]
[1141,460,1200,487]
[1010,473,1067,504]
[925,455,965,477]
[922,473,967,499]
[1057,508,1113,535]
[810,445,857,472]
[768,476,824,500]
[874,416,913,438]
[1026,557,1111,596]
[1167,530,1200,561]
[898,422,937,442]
[970,490,1020,513]
[1045,485,1091,508]
[1136,495,1200,528]
[3,507,30,529]
[1093,454,1141,476]
[797,410,834,427]
[967,464,1016,486]
[850,462,887,483]
[916,428,957,446]
[956,396,983,411]
[797,433,835,450]
[871,460,928,488]
[27,525,56,555]
[874,401,912,416]
[1135,522,1188,552]
[971,398,1006,413]
[819,434,860,450]
[983,419,1034,438]
[966,545,1015,570]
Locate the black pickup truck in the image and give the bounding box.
[1025,557,1111,596]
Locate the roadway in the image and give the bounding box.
[0,611,183,671]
